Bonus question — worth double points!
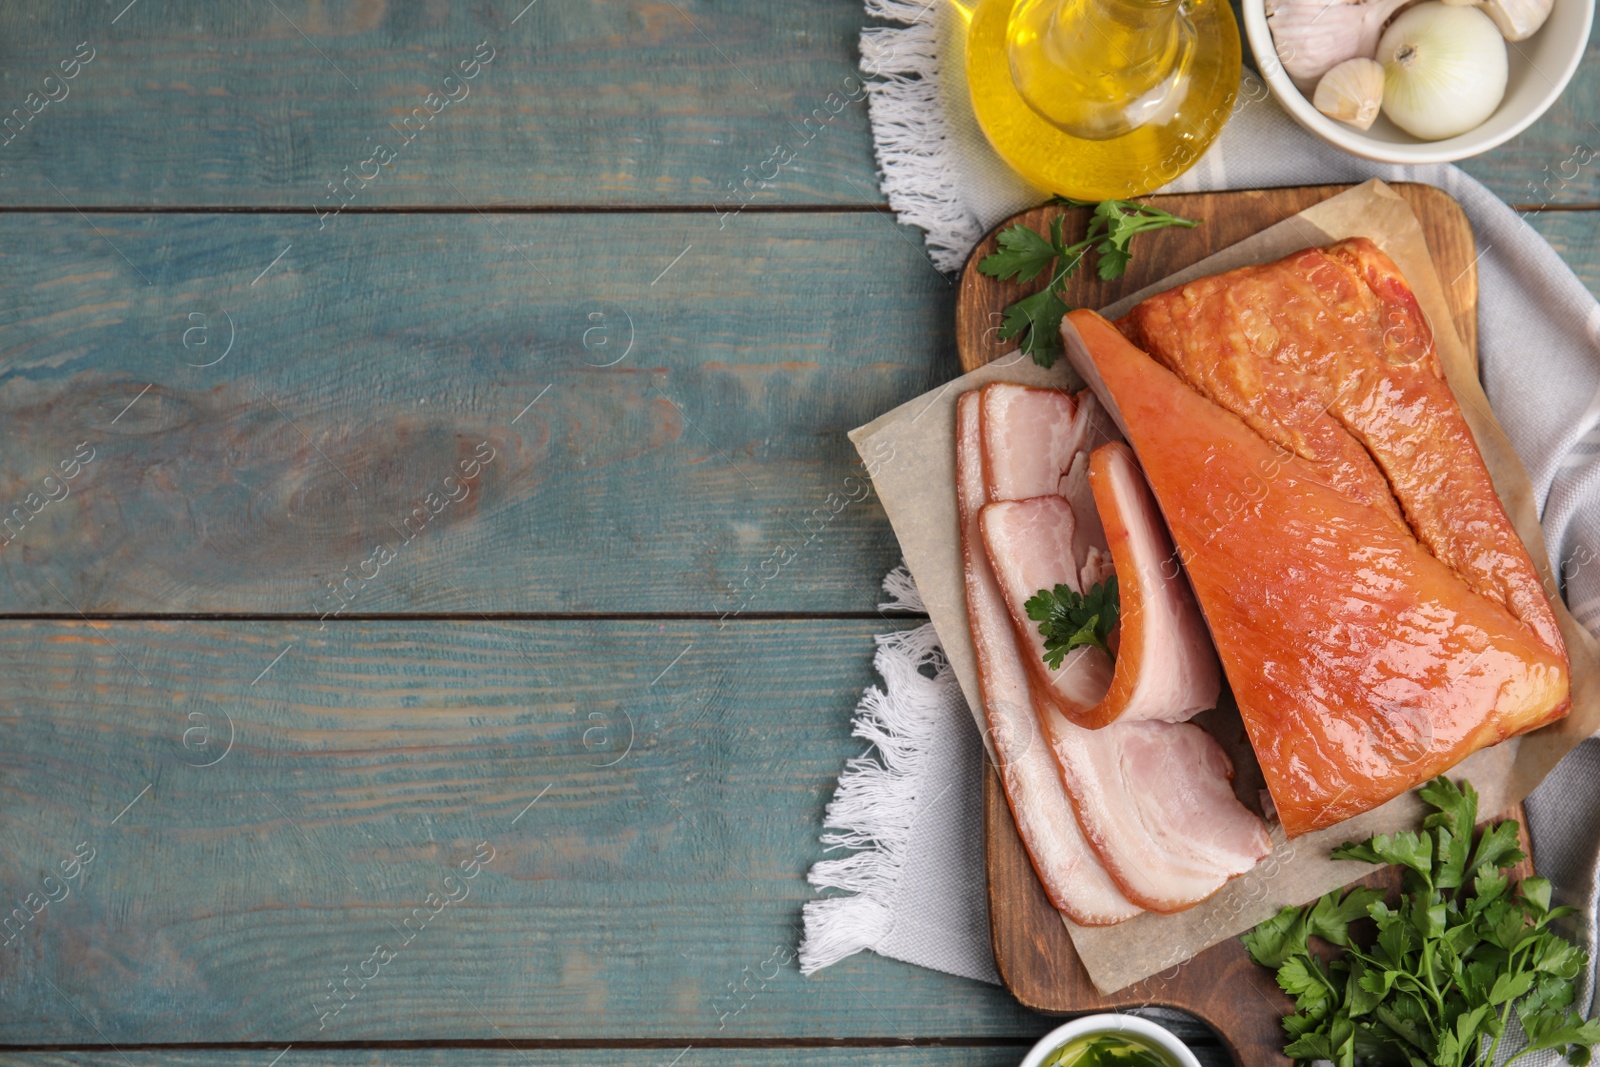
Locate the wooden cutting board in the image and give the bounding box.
[954,184,1531,1067]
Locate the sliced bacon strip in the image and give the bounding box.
[956,390,1141,926]
[980,383,1119,716]
[1077,442,1222,728]
[979,496,1116,715]
[1043,715,1273,912]
[977,380,1270,910]
[980,383,1080,503]
[978,385,1218,728]
[1059,391,1120,592]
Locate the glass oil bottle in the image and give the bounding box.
[963,0,1242,199]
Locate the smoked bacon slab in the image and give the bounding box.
[1064,298,1569,838]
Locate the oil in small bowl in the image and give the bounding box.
[1020,1012,1201,1067]
[1040,1031,1182,1067]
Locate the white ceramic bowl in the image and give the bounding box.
[1241,0,1595,163]
[1018,1014,1203,1067]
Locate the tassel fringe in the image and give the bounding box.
[859,13,983,273]
[878,562,926,612]
[798,570,954,973]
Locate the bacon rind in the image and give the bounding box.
[1075,442,1221,728]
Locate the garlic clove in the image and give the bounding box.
[1313,57,1385,129]
[1378,2,1508,140]
[1481,0,1553,39]
[1434,0,1551,37]
[1265,0,1415,93]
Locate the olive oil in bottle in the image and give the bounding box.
[964,0,1242,199]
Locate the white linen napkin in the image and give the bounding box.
[800,0,1600,1040]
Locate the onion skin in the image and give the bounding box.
[1377,2,1508,140]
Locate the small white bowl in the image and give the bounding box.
[1018,1014,1203,1067]
[1241,0,1595,163]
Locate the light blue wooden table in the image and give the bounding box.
[0,1,1594,1063]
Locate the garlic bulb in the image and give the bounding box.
[1264,0,1413,92]
[1378,2,1508,140]
[1313,58,1385,129]
[1440,0,1552,40]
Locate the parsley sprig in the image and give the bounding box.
[1024,577,1119,669]
[1243,777,1600,1067]
[977,199,1200,368]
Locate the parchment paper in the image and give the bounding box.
[848,180,1600,994]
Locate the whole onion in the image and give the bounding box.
[1377,2,1508,140]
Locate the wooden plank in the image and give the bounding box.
[1527,210,1600,298]
[0,0,1592,208]
[0,0,877,209]
[0,618,1055,1043]
[0,211,955,614]
[0,1052,1031,1067]
[1456,46,1600,207]
[0,1046,1228,1067]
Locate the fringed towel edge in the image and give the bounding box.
[798,566,950,974]
[859,9,983,274]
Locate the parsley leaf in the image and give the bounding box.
[1243,776,1599,1067]
[1309,886,1387,948]
[1091,199,1199,281]
[979,223,1059,284]
[998,287,1070,368]
[1243,904,1312,969]
[976,199,1200,368]
[1333,831,1435,891]
[1024,577,1119,669]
